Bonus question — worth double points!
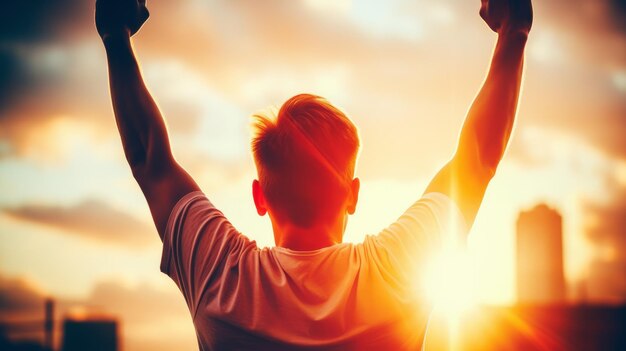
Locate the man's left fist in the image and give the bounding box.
[480,0,533,36]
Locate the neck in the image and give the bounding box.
[272,216,346,251]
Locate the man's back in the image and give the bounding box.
[161,192,465,350]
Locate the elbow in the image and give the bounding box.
[482,161,498,180]
[125,150,149,180]
[129,151,175,182]
[459,123,508,181]
[478,147,503,180]
[475,130,506,179]
[123,140,148,167]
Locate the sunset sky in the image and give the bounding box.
[1,0,625,350]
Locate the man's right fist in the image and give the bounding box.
[96,0,150,39]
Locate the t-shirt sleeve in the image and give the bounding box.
[160,191,257,316]
[366,192,467,291]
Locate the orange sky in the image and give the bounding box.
[1,1,625,350]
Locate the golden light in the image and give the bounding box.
[423,248,477,320]
[422,248,478,350]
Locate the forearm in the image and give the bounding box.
[104,32,172,174]
[457,32,527,175]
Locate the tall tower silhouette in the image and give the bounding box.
[516,204,565,304]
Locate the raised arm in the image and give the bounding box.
[96,0,199,238]
[425,0,533,228]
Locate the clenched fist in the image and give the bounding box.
[96,0,150,39]
[480,0,533,36]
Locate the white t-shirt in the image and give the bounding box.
[161,191,466,351]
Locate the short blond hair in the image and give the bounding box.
[251,94,360,227]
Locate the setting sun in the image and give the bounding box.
[423,248,477,320]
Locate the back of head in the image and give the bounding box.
[252,94,360,228]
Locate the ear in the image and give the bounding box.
[252,179,268,216]
[347,177,360,215]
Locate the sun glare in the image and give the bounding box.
[423,248,477,320]
[422,248,478,350]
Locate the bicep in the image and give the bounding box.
[133,158,200,239]
[424,149,492,228]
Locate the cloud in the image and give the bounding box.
[584,186,626,302]
[0,43,113,159]
[609,0,626,32]
[87,281,187,324]
[1,0,625,173]
[587,191,626,245]
[0,274,183,324]
[0,276,46,320]
[0,0,93,111]
[0,50,29,110]
[3,200,155,248]
[515,0,626,161]
[0,0,92,43]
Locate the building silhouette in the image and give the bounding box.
[516,204,566,304]
[61,318,118,351]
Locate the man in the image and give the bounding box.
[96,0,532,349]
